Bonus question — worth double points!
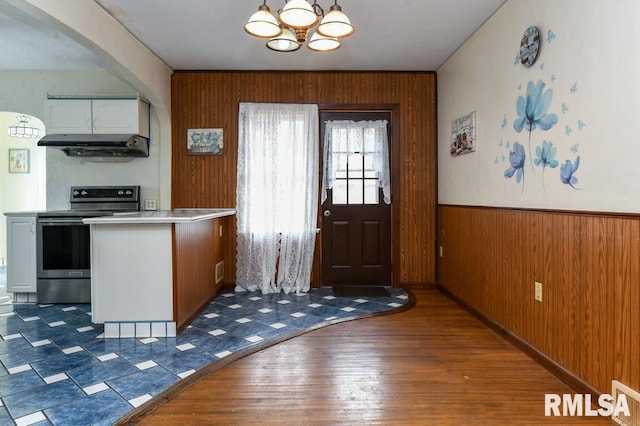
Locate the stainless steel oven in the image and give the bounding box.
[36,186,140,303]
[37,215,92,303]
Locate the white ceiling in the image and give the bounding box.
[0,0,506,72]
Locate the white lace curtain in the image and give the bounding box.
[236,103,319,294]
[321,120,391,204]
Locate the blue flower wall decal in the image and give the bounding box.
[498,34,587,198]
[534,140,559,192]
[504,142,526,191]
[513,80,559,172]
[534,140,559,168]
[560,156,581,189]
[514,80,559,133]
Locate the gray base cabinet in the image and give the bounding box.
[6,215,37,293]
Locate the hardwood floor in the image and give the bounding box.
[135,288,610,425]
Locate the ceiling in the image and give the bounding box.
[0,0,506,72]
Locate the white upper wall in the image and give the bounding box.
[438,0,640,213]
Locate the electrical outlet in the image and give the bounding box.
[534,281,543,302]
[144,199,157,211]
[439,246,443,257]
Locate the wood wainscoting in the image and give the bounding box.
[172,217,225,332]
[437,204,640,395]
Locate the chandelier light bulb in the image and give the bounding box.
[267,28,302,52]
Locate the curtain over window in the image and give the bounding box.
[321,120,390,204]
[236,103,319,294]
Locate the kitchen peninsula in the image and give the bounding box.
[84,209,235,337]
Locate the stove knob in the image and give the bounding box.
[125,190,132,195]
[73,190,80,196]
[118,190,124,195]
[81,190,88,196]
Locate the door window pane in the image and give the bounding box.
[348,180,363,204]
[332,180,347,204]
[364,180,379,204]
[363,155,377,178]
[347,154,363,178]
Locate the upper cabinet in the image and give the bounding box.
[45,98,150,137]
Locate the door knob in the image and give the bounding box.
[323,210,331,217]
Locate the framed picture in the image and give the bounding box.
[450,111,476,157]
[187,128,223,155]
[8,148,29,173]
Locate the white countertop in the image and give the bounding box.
[82,208,236,224]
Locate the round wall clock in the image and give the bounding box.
[519,26,540,67]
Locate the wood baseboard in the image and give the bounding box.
[399,281,437,289]
[436,284,603,398]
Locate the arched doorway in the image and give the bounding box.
[0,112,46,287]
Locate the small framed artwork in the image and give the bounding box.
[8,148,29,173]
[187,128,223,155]
[450,111,476,157]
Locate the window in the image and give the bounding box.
[322,120,390,205]
[236,103,319,294]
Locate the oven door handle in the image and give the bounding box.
[38,218,87,225]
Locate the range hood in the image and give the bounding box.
[38,134,149,157]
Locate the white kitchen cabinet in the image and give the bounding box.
[45,98,150,137]
[6,215,37,293]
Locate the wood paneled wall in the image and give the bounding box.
[438,205,640,394]
[173,217,224,331]
[171,72,437,286]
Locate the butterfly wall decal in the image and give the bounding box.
[547,29,556,43]
[570,82,578,94]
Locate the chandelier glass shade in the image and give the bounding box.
[316,4,354,38]
[307,31,341,52]
[244,4,281,38]
[279,0,319,28]
[245,0,354,52]
[266,27,301,52]
[8,115,40,138]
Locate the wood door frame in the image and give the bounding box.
[314,103,401,288]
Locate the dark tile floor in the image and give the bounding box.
[0,272,408,425]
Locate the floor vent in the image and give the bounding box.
[215,261,224,284]
[612,380,640,426]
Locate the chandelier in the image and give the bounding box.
[244,0,354,52]
[8,115,40,138]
